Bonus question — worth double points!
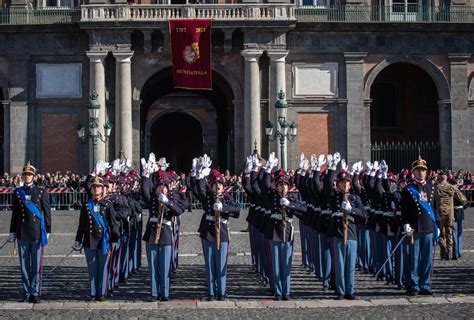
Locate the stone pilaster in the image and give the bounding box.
[448,53,472,171]
[241,49,263,158]
[344,52,369,163]
[113,51,134,160]
[86,51,108,165]
[267,50,288,163]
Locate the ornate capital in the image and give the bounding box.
[113,51,134,63]
[267,50,289,63]
[240,49,262,63]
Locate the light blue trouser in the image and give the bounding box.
[120,234,129,280]
[315,230,322,278]
[17,239,43,297]
[202,239,229,297]
[362,226,372,271]
[320,233,332,288]
[333,238,357,295]
[374,231,385,278]
[409,232,434,292]
[146,243,172,298]
[109,238,122,288]
[383,235,396,282]
[84,247,109,297]
[271,241,293,297]
[394,235,404,287]
[264,237,274,287]
[129,230,137,273]
[299,221,309,267]
[452,217,463,258]
[248,224,256,266]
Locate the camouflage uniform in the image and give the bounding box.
[436,181,467,259]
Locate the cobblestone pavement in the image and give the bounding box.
[0,208,473,318]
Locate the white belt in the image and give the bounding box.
[321,210,332,215]
[149,218,172,226]
[332,211,343,217]
[206,215,229,224]
[363,206,370,210]
[264,210,271,215]
[250,204,256,208]
[383,211,394,217]
[270,213,293,223]
[256,206,261,210]
[455,206,463,209]
[375,210,384,215]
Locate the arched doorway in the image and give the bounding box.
[139,67,235,172]
[369,62,441,170]
[0,87,3,174]
[150,112,203,173]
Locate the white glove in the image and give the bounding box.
[201,154,212,169]
[266,152,279,172]
[7,233,16,242]
[244,156,253,174]
[299,153,306,169]
[333,152,341,165]
[373,160,380,172]
[197,168,211,179]
[213,202,223,211]
[316,154,326,171]
[380,160,388,173]
[341,159,348,171]
[437,228,440,238]
[310,154,317,170]
[327,154,337,170]
[47,233,50,240]
[351,161,360,175]
[280,198,290,206]
[252,154,261,171]
[192,158,198,171]
[159,193,169,204]
[141,158,151,178]
[403,224,412,234]
[341,201,352,212]
[303,159,310,171]
[390,201,396,210]
[72,241,82,251]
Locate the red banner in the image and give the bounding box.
[169,19,212,90]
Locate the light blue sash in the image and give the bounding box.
[87,199,110,255]
[406,184,438,242]
[17,187,48,247]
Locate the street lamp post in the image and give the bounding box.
[77,91,113,171]
[265,90,297,170]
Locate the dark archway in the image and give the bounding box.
[140,67,235,172]
[150,112,203,173]
[370,63,441,170]
[0,87,3,174]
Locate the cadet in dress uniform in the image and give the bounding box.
[260,153,307,301]
[141,171,186,301]
[324,157,367,300]
[73,177,120,302]
[191,158,240,301]
[400,157,439,296]
[8,162,51,303]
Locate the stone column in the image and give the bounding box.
[86,51,108,164]
[344,52,369,163]
[241,49,262,158]
[113,51,134,160]
[8,58,29,174]
[448,53,472,171]
[267,50,288,163]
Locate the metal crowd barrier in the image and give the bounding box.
[0,187,472,211]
